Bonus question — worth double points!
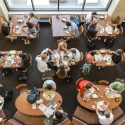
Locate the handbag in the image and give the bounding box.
[27,87,40,104]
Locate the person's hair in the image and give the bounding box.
[29,13,35,18]
[19,53,27,59]
[117,24,122,29]
[92,11,97,15]
[85,84,92,89]
[26,22,34,29]
[71,49,76,53]
[66,22,71,26]
[55,111,63,120]
[104,110,110,118]
[116,49,123,55]
[0,53,3,57]
[58,65,66,77]
[90,51,96,56]
[45,84,52,90]
[41,53,47,60]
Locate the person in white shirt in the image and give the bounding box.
[43,79,56,90]
[35,54,49,73]
[68,48,81,63]
[85,11,97,24]
[96,108,114,125]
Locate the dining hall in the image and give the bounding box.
[0,0,125,125]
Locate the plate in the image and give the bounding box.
[103,54,111,65]
[13,26,21,34]
[43,91,55,101]
[105,26,113,34]
[96,101,109,111]
[96,24,104,34]
[105,87,121,98]
[94,54,103,62]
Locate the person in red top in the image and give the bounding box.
[76,79,99,95]
[86,51,96,64]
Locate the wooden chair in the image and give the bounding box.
[42,77,53,81]
[16,84,28,94]
[72,106,99,125]
[115,78,124,84]
[75,78,84,91]
[56,118,71,125]
[98,80,109,86]
[112,16,121,24]
[7,110,45,125]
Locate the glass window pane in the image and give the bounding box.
[84,0,111,10]
[59,0,84,10]
[33,0,58,10]
[5,0,33,10]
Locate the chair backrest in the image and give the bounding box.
[56,118,71,125]
[76,78,84,86]
[42,77,53,81]
[115,78,124,84]
[98,80,109,86]
[113,16,121,24]
[16,84,27,91]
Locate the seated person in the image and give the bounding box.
[112,49,123,64]
[56,64,70,79]
[57,40,67,52]
[86,51,97,64]
[65,21,79,38]
[27,12,38,26]
[19,53,31,71]
[1,21,10,36]
[87,21,98,40]
[96,108,113,125]
[41,48,53,62]
[76,79,99,95]
[43,79,56,90]
[68,48,81,63]
[44,84,53,91]
[35,54,50,73]
[109,81,125,93]
[43,107,68,125]
[52,108,68,124]
[108,22,123,35]
[26,22,37,37]
[85,11,97,24]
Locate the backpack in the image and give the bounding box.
[27,87,40,104]
[72,16,80,25]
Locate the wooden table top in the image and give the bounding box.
[15,89,62,116]
[10,15,29,37]
[0,51,22,68]
[77,85,122,110]
[51,15,70,37]
[96,16,115,37]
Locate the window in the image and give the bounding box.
[33,0,58,11]
[59,0,85,11]
[3,0,112,11]
[4,0,33,10]
[84,0,111,11]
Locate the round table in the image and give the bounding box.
[77,85,122,110]
[15,89,62,116]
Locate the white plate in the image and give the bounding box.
[43,91,55,101]
[105,26,113,34]
[94,54,103,62]
[96,24,104,34]
[103,54,111,65]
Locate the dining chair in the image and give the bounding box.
[16,84,28,94]
[115,78,124,84]
[72,106,99,125]
[98,80,109,86]
[75,78,84,91]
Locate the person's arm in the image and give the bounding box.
[92,84,99,91]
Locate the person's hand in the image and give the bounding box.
[96,88,100,91]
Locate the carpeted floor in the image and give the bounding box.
[0,23,125,119]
